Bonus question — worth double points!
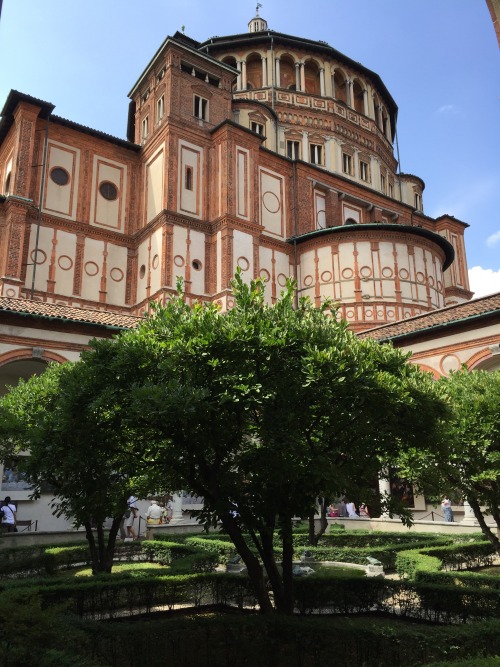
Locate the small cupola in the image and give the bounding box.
[248,3,268,32]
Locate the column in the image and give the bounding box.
[241,59,247,91]
[275,57,281,87]
[302,131,309,162]
[346,79,353,108]
[378,476,392,519]
[353,150,359,179]
[170,492,185,524]
[295,62,300,90]
[363,89,368,116]
[261,56,268,87]
[300,62,306,92]
[236,61,242,91]
[460,500,479,526]
[331,69,336,99]
[324,136,331,170]
[319,68,325,96]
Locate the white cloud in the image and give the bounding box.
[468,266,500,299]
[486,230,500,247]
[436,104,460,115]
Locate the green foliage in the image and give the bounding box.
[396,550,442,580]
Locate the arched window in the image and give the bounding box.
[245,53,262,90]
[352,80,365,114]
[304,60,320,95]
[334,71,347,104]
[278,55,295,90]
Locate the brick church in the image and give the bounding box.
[1,10,499,529]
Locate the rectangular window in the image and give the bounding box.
[388,182,394,198]
[286,140,300,160]
[310,143,323,165]
[359,160,369,182]
[342,153,352,175]
[157,95,164,121]
[194,95,208,121]
[251,121,264,135]
[142,116,149,141]
[380,173,386,194]
[185,166,193,191]
[414,193,422,210]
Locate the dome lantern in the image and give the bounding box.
[248,3,268,32]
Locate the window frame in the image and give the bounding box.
[194,95,208,121]
[309,143,323,166]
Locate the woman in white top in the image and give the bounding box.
[346,500,359,518]
[1,496,17,532]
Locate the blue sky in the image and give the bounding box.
[1,1,499,298]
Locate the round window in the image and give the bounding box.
[139,264,146,279]
[192,260,202,271]
[50,167,69,186]
[99,181,118,201]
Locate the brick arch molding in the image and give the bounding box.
[411,362,441,379]
[0,348,69,368]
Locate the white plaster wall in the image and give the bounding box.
[259,168,285,238]
[149,228,163,296]
[90,156,127,231]
[172,226,188,285]
[236,146,250,221]
[28,225,52,293]
[81,238,104,302]
[178,140,202,219]
[189,229,206,295]
[146,148,164,223]
[44,141,80,220]
[53,230,76,297]
[136,236,151,303]
[233,229,254,279]
[105,243,128,305]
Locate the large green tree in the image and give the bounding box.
[87,273,444,612]
[398,368,500,553]
[0,356,146,573]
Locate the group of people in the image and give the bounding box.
[328,499,370,519]
[121,496,174,541]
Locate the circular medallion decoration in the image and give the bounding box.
[428,276,435,287]
[5,288,17,297]
[341,268,353,280]
[441,354,461,375]
[381,267,393,278]
[321,271,332,282]
[365,309,373,317]
[404,311,411,318]
[227,298,235,308]
[277,273,287,287]
[99,181,118,201]
[50,167,69,186]
[139,264,146,279]
[58,255,73,271]
[174,255,185,267]
[316,210,326,229]
[377,310,384,317]
[262,191,280,214]
[303,275,313,287]
[85,261,99,277]
[152,254,159,270]
[110,267,124,282]
[387,309,394,317]
[399,269,409,280]
[259,269,270,282]
[416,272,425,283]
[346,310,355,318]
[30,249,47,265]
[192,259,202,271]
[360,266,372,278]
[237,256,250,272]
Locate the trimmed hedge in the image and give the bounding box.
[419,540,495,570]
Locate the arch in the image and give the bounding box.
[344,218,358,226]
[467,348,500,372]
[0,348,69,368]
[412,362,441,379]
[304,59,320,95]
[278,54,296,90]
[373,94,382,128]
[245,53,262,90]
[352,79,365,114]
[333,70,347,104]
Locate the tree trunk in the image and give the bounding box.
[84,521,99,574]
[259,527,286,612]
[468,496,500,555]
[220,514,274,613]
[308,498,328,546]
[280,515,295,614]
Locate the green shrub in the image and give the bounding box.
[396,549,441,580]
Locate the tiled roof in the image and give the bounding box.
[358,293,500,342]
[0,298,142,330]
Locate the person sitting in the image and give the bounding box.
[359,503,370,518]
[346,500,359,519]
[0,496,17,532]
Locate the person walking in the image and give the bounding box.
[125,495,139,540]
